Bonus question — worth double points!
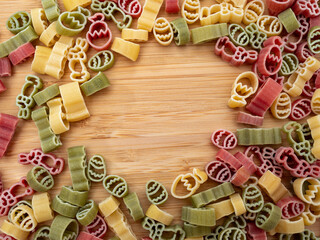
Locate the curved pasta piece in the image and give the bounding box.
[256,15,283,36]
[182,0,200,24]
[32,193,54,223]
[9,205,37,232]
[47,97,69,134]
[243,0,264,25]
[153,17,173,46]
[87,155,107,182]
[103,175,128,198]
[111,37,140,61]
[270,92,291,119]
[137,0,163,31]
[31,8,48,35]
[6,11,32,34]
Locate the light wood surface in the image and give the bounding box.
[0,0,319,239]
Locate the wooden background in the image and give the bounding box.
[0,0,318,239]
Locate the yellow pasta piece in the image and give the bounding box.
[32,193,54,223]
[171,168,208,199]
[181,0,201,24]
[284,56,320,97]
[185,238,204,240]
[31,46,52,74]
[9,205,37,232]
[301,204,320,226]
[121,29,148,42]
[270,92,291,120]
[111,38,140,61]
[67,37,90,83]
[311,89,320,114]
[45,35,75,79]
[99,196,120,218]
[258,170,291,203]
[104,208,124,227]
[39,21,61,47]
[145,204,174,225]
[293,178,320,206]
[153,17,173,46]
[307,115,320,158]
[273,218,304,234]
[137,0,163,32]
[215,0,247,8]
[47,97,70,134]
[206,199,234,220]
[230,193,246,216]
[228,71,258,108]
[31,8,48,35]
[59,82,90,122]
[0,220,29,240]
[62,0,92,11]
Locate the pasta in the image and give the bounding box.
[242,185,264,213]
[26,166,54,192]
[170,18,190,46]
[182,0,200,25]
[236,128,282,145]
[181,206,216,226]
[41,0,60,22]
[111,38,140,61]
[255,203,281,231]
[62,0,92,11]
[33,226,50,240]
[0,113,19,158]
[206,199,234,220]
[76,200,99,226]
[123,192,145,221]
[47,97,70,134]
[228,24,249,47]
[51,195,80,218]
[256,15,283,36]
[270,92,291,119]
[121,29,148,42]
[31,46,52,74]
[86,155,107,182]
[8,42,35,66]
[229,193,246,216]
[311,89,320,114]
[49,215,79,240]
[137,0,163,31]
[153,17,173,46]
[39,21,61,47]
[56,11,87,36]
[278,8,300,33]
[243,0,264,25]
[273,218,305,234]
[6,11,32,34]
[80,72,111,96]
[31,8,48,35]
[183,222,211,238]
[0,220,29,240]
[32,193,54,223]
[88,50,114,72]
[98,196,120,218]
[146,204,174,225]
[146,180,168,205]
[59,186,88,207]
[59,82,90,122]
[191,23,228,44]
[9,204,38,232]
[103,175,128,198]
[33,84,60,106]
[100,2,132,30]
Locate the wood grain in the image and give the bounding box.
[0,0,318,239]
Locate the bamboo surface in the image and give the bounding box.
[0,0,319,239]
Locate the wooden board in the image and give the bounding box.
[0,0,319,239]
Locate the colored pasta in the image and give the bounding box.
[111,37,140,61]
[80,72,110,96]
[31,8,48,35]
[137,0,163,31]
[32,193,54,223]
[0,113,19,158]
[123,192,145,221]
[33,84,60,106]
[6,11,32,34]
[26,166,54,192]
[86,154,107,182]
[41,0,60,22]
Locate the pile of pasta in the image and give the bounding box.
[1,0,320,239]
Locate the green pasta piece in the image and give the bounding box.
[33,84,60,106]
[88,51,115,72]
[41,0,60,22]
[191,23,228,45]
[56,11,87,36]
[308,26,320,54]
[278,8,300,33]
[0,25,38,58]
[181,206,216,227]
[17,74,43,119]
[242,185,264,213]
[74,6,91,20]
[162,225,186,240]
[32,107,62,153]
[142,217,166,240]
[146,180,168,205]
[59,186,89,207]
[123,192,144,221]
[109,237,121,240]
[103,175,129,198]
[51,195,79,218]
[68,146,90,191]
[236,128,282,145]
[80,72,111,97]
[218,227,246,240]
[302,122,314,146]
[279,229,319,240]
[279,53,299,76]
[191,182,235,208]
[26,166,54,192]
[255,203,281,231]
[76,200,98,226]
[6,11,32,34]
[33,226,51,240]
[8,200,32,223]
[49,215,79,240]
[228,24,249,47]
[183,222,211,238]
[86,154,107,183]
[170,18,190,46]
[222,215,246,229]
[204,226,225,240]
[245,23,267,50]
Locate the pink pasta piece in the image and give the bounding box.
[266,0,295,15]
[292,0,320,17]
[85,215,108,238]
[206,160,234,183]
[296,41,315,63]
[0,80,6,94]
[118,0,142,18]
[0,113,19,158]
[211,129,237,150]
[0,234,15,240]
[0,58,11,77]
[237,112,264,127]
[276,196,305,219]
[0,175,3,194]
[231,166,250,186]
[302,71,318,98]
[77,232,103,240]
[8,42,35,66]
[252,61,285,86]
[165,0,180,13]
[310,15,320,29]
[0,177,34,216]
[216,149,242,170]
[18,148,65,175]
[289,98,312,121]
[246,78,282,117]
[234,152,257,175]
[246,222,267,240]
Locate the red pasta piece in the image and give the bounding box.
[276,196,305,219]
[230,166,250,186]
[296,41,315,63]
[205,160,234,183]
[141,238,152,240]
[86,13,112,51]
[244,146,283,177]
[8,42,35,66]
[246,78,282,117]
[315,70,320,89]
[0,80,6,94]
[216,149,242,170]
[0,177,34,216]
[0,175,3,194]
[246,222,267,240]
[77,232,103,240]
[266,0,294,15]
[292,0,320,17]
[118,0,142,18]
[0,58,11,77]
[0,234,14,240]
[310,15,320,30]
[0,113,19,158]
[236,112,264,127]
[85,215,108,238]
[289,98,312,121]
[257,36,282,76]
[18,148,65,175]
[252,62,285,86]
[311,164,320,178]
[282,15,309,53]
[234,152,257,175]
[165,0,180,13]
[215,37,258,66]
[302,71,318,98]
[211,129,237,150]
